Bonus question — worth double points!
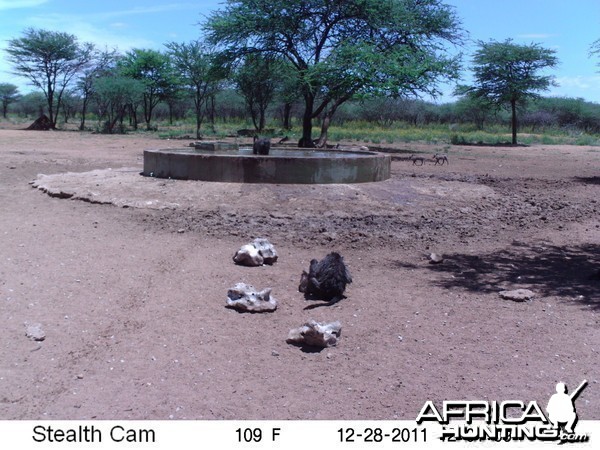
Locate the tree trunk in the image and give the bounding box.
[129,104,139,130]
[79,97,88,130]
[194,101,204,140]
[316,114,332,148]
[259,108,266,133]
[299,93,315,147]
[250,102,259,131]
[54,89,66,129]
[207,95,216,133]
[143,94,153,130]
[282,102,292,130]
[195,107,203,140]
[511,99,518,145]
[46,85,57,129]
[315,97,347,148]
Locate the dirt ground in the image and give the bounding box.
[0,125,598,421]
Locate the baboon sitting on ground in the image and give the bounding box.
[253,136,271,155]
[299,252,352,302]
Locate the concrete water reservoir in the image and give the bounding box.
[143,147,391,184]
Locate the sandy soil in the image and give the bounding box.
[0,126,598,420]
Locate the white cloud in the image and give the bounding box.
[17,3,199,50]
[104,4,197,18]
[517,33,555,40]
[555,75,600,90]
[547,75,600,102]
[0,0,47,10]
[25,13,155,50]
[109,22,128,30]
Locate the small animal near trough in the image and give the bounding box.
[143,146,391,184]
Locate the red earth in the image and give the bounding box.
[1,126,598,420]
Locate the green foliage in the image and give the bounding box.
[76,48,119,130]
[165,40,222,137]
[458,39,559,144]
[94,76,145,133]
[118,48,179,129]
[204,0,464,146]
[3,24,599,148]
[0,83,21,118]
[5,28,94,127]
[12,91,46,117]
[463,39,558,105]
[526,97,600,133]
[234,54,284,132]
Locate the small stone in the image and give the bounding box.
[499,289,535,302]
[271,350,280,357]
[429,253,444,264]
[25,323,46,341]
[287,320,342,348]
[226,283,278,312]
[233,238,278,267]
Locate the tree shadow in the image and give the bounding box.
[573,176,600,186]
[452,142,529,147]
[395,242,600,308]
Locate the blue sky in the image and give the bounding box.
[1,0,599,103]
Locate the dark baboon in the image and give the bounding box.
[253,135,271,155]
[298,252,352,302]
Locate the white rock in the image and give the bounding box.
[226,283,277,312]
[233,243,263,266]
[251,238,278,265]
[25,322,46,341]
[233,238,278,266]
[287,320,342,348]
[499,289,535,302]
[429,253,444,264]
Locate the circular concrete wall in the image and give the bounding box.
[143,147,390,184]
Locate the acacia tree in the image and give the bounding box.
[94,76,145,133]
[0,83,21,118]
[276,61,301,130]
[457,39,558,145]
[6,28,94,128]
[204,0,463,147]
[77,48,119,130]
[118,49,177,130]
[166,41,222,138]
[234,54,283,132]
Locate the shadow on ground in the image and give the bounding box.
[395,242,600,308]
[573,176,600,186]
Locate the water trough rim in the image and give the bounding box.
[143,146,391,184]
[144,146,384,159]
